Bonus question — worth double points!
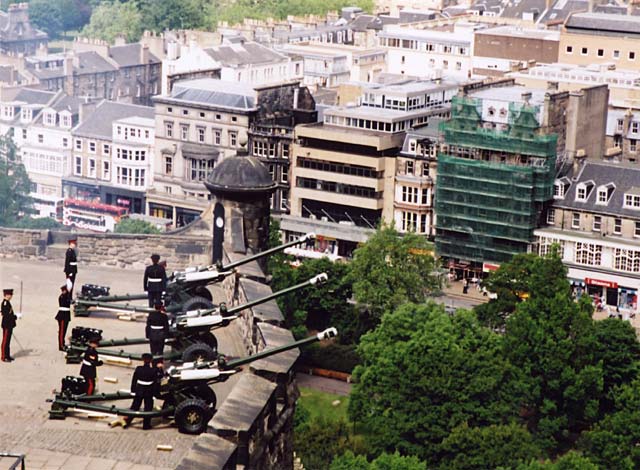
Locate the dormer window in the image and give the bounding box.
[20,108,31,122]
[554,177,570,199]
[624,192,640,209]
[596,183,615,205]
[43,111,56,126]
[575,181,594,202]
[59,111,72,128]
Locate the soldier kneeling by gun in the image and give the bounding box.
[124,353,157,430]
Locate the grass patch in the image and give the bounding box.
[298,386,349,423]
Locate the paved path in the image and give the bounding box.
[296,373,351,396]
[0,258,245,470]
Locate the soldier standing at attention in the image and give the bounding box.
[1,289,17,363]
[143,254,166,308]
[56,284,72,351]
[64,238,78,295]
[124,353,157,430]
[79,336,102,395]
[146,303,169,359]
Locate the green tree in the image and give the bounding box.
[516,451,598,469]
[81,0,142,42]
[331,451,427,470]
[295,417,357,470]
[27,0,63,37]
[136,0,205,32]
[349,224,440,319]
[10,217,62,229]
[0,136,31,226]
[503,252,603,452]
[114,218,161,234]
[349,303,521,462]
[579,379,640,469]
[592,318,640,415]
[438,423,540,470]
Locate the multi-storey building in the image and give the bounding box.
[394,119,441,237]
[603,109,640,164]
[559,13,640,69]
[21,43,161,105]
[0,3,48,56]
[69,101,155,213]
[286,78,455,256]
[162,38,302,94]
[0,87,54,137]
[534,161,640,315]
[378,23,477,79]
[17,92,82,198]
[150,78,315,226]
[434,82,608,276]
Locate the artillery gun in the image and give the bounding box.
[65,274,328,365]
[49,328,338,434]
[73,233,315,317]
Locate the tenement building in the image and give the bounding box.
[69,100,155,214]
[149,78,315,226]
[0,3,48,56]
[534,161,640,316]
[285,78,455,256]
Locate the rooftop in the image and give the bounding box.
[204,41,288,67]
[160,79,257,110]
[469,85,547,106]
[476,25,560,40]
[565,11,640,36]
[73,101,155,139]
[108,43,160,67]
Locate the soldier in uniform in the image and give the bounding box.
[143,254,167,308]
[1,289,17,363]
[146,303,169,358]
[124,353,157,430]
[55,284,72,351]
[79,336,102,395]
[64,238,78,295]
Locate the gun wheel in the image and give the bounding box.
[175,398,212,434]
[181,342,216,362]
[181,296,214,312]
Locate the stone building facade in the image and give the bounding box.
[0,3,48,56]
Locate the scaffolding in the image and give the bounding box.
[435,96,557,264]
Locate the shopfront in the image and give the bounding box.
[100,187,145,214]
[62,178,100,201]
[568,267,639,314]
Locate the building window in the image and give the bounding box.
[183,109,188,115]
[421,188,428,205]
[229,131,237,147]
[566,45,573,54]
[134,169,145,187]
[538,236,565,257]
[214,129,221,145]
[88,141,96,153]
[165,121,173,138]
[190,159,215,181]
[282,144,290,159]
[117,167,130,185]
[167,107,173,113]
[614,248,640,272]
[281,169,288,183]
[164,155,172,175]
[102,161,110,180]
[215,114,221,120]
[281,190,289,211]
[405,161,414,175]
[74,156,82,175]
[624,194,640,208]
[630,51,636,60]
[614,218,622,234]
[613,50,620,59]
[574,242,602,265]
[581,47,588,55]
[197,127,205,143]
[547,208,555,225]
[180,125,189,141]
[572,212,580,228]
[597,48,604,57]
[401,186,418,203]
[632,122,639,133]
[231,116,237,122]
[165,186,172,194]
[592,215,601,231]
[21,129,27,139]
[631,139,637,152]
[636,221,640,237]
[554,182,566,198]
[88,158,96,178]
[103,144,110,155]
[402,211,418,231]
[62,137,68,148]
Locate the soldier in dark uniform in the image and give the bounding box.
[146,303,169,358]
[1,289,17,363]
[64,238,78,295]
[79,336,102,395]
[152,357,166,399]
[124,353,157,430]
[55,284,72,351]
[143,254,167,308]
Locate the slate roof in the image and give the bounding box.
[27,51,116,80]
[0,65,22,84]
[552,161,640,218]
[109,43,160,67]
[594,3,628,15]
[539,0,589,24]
[469,0,504,15]
[205,156,276,194]
[162,79,257,110]
[204,42,287,67]
[564,11,640,35]
[73,100,155,139]
[501,0,547,19]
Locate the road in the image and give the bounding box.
[0,259,245,470]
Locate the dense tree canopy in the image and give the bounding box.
[331,451,427,470]
[349,224,441,319]
[114,218,160,234]
[349,303,521,462]
[81,1,143,42]
[0,136,31,226]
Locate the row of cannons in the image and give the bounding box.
[48,233,337,435]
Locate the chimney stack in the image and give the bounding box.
[140,43,149,64]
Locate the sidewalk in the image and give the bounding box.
[441,280,489,304]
